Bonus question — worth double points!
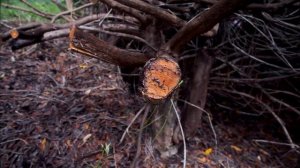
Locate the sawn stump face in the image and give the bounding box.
[141,56,181,102]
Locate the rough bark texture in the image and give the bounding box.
[162,0,249,54]
[69,26,149,67]
[152,100,178,158]
[182,50,213,137]
[139,19,180,157]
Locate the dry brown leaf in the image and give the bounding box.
[66,139,72,148]
[40,138,47,151]
[83,123,90,130]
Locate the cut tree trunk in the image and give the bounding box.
[141,56,181,102]
[138,19,182,158]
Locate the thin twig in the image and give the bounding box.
[119,105,146,144]
[171,99,187,168]
[253,139,300,149]
[178,99,218,146]
[131,104,150,168]
[51,2,94,23]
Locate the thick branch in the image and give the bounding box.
[162,0,249,55]
[99,0,148,24]
[69,26,150,67]
[115,0,186,27]
[3,14,109,42]
[1,23,41,43]
[11,29,69,50]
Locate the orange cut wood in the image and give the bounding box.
[10,28,19,39]
[141,56,181,102]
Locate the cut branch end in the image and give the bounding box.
[141,56,181,102]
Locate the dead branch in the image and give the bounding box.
[78,25,157,51]
[130,104,150,168]
[20,0,53,18]
[69,26,150,67]
[99,0,148,24]
[2,14,141,50]
[102,23,140,36]
[115,0,186,27]
[11,29,70,50]
[162,0,249,55]
[217,88,297,149]
[51,2,95,23]
[1,23,41,43]
[3,14,116,48]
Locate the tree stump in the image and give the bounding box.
[141,56,181,102]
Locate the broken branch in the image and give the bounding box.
[69,26,150,67]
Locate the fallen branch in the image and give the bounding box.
[2,14,120,48]
[11,28,70,50]
[1,23,41,43]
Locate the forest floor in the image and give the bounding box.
[0,25,299,168]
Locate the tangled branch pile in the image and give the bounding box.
[1,0,299,159]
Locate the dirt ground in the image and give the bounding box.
[1,27,299,167]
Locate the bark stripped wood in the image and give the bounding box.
[162,0,249,55]
[141,56,181,102]
[69,26,149,67]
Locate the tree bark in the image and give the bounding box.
[69,26,150,67]
[162,0,249,54]
[182,50,213,138]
